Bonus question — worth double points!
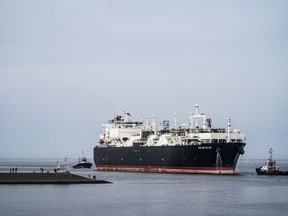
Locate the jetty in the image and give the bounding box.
[0,173,111,184]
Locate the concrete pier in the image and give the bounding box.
[0,173,111,184]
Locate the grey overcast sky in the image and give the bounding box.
[0,0,287,159]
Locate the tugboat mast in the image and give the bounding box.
[268,148,273,160]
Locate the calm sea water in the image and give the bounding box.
[1,158,288,216]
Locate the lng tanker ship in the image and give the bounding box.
[93,105,246,174]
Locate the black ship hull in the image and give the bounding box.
[93,143,245,174]
[72,163,92,169]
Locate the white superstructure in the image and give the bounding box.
[99,105,246,148]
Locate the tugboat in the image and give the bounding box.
[55,158,70,173]
[256,148,288,175]
[73,151,92,169]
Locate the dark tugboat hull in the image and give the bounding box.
[94,143,245,174]
[72,163,92,169]
[256,168,288,176]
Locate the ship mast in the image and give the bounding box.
[192,104,203,129]
[195,104,199,127]
[174,113,177,129]
[189,112,193,131]
[124,110,130,122]
[152,115,156,132]
[227,117,231,142]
